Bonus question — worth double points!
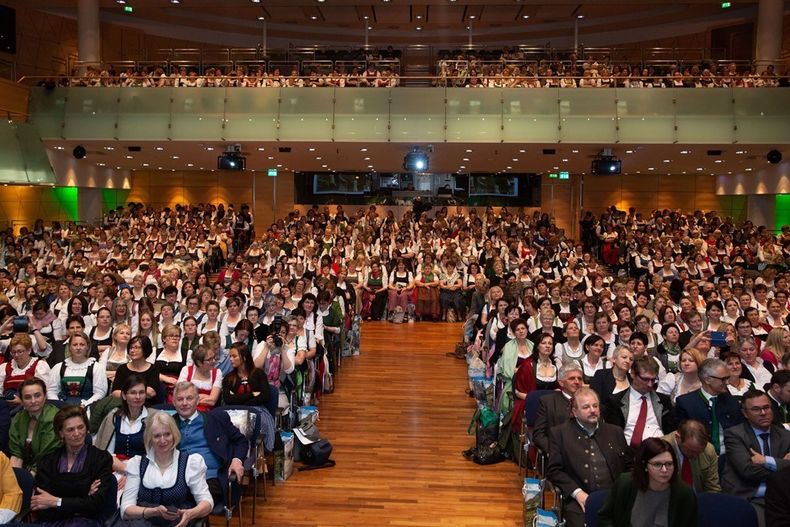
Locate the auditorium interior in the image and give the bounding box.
[0,0,789,526]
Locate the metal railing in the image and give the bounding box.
[17,73,785,89]
[68,57,402,78]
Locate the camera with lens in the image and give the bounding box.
[12,316,28,334]
[271,314,283,347]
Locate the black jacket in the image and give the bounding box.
[35,444,114,523]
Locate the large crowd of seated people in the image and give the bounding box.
[454,204,790,525]
[437,53,784,88]
[60,61,400,88]
[0,198,789,522]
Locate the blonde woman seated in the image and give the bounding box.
[101,323,134,386]
[658,347,704,403]
[120,412,213,526]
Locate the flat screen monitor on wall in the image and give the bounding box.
[464,174,541,207]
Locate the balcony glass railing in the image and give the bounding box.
[28,85,790,144]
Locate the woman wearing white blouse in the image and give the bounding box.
[120,412,213,525]
[49,332,107,408]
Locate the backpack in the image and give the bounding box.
[464,405,505,465]
[302,439,333,466]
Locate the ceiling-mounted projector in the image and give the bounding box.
[218,144,246,171]
[591,149,622,175]
[404,148,429,173]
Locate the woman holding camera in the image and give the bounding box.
[253,317,293,390]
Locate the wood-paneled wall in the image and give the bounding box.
[0,185,77,231]
[127,170,295,233]
[127,170,254,209]
[0,78,29,120]
[582,173,746,221]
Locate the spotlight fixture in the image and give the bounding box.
[591,149,621,175]
[73,145,87,159]
[404,147,429,173]
[767,149,782,164]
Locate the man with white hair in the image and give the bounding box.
[173,381,247,504]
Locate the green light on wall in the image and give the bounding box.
[52,187,79,222]
[102,189,130,212]
[776,194,790,233]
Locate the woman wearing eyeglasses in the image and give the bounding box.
[177,344,222,412]
[597,437,698,527]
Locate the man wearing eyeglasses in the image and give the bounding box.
[722,390,790,527]
[603,356,676,450]
[675,358,743,455]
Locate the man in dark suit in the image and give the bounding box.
[174,381,248,504]
[546,387,630,527]
[532,363,584,453]
[722,390,790,527]
[603,356,676,448]
[766,370,790,427]
[675,358,743,454]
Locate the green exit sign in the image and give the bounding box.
[548,173,558,179]
[267,168,278,177]
[559,171,570,180]
[721,1,731,8]
[123,5,134,12]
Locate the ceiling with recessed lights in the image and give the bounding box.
[44,140,786,177]
[6,0,765,47]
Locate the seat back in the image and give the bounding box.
[101,473,118,521]
[525,389,555,428]
[13,467,34,513]
[222,405,263,443]
[264,384,279,420]
[697,492,757,527]
[583,489,609,527]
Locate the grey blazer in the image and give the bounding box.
[721,423,790,499]
[532,391,572,453]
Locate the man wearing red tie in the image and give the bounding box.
[603,357,676,450]
[663,419,721,492]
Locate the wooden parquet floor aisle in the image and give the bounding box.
[249,321,522,527]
